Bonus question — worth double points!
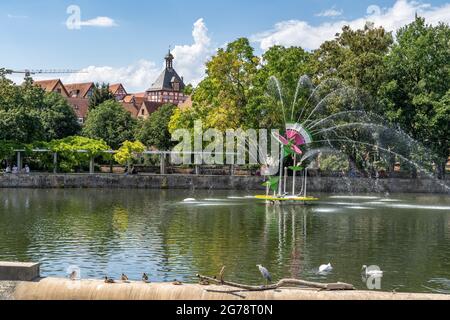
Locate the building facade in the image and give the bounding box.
[31,52,187,123]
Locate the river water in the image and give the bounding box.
[0,189,449,293]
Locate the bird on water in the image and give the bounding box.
[121,273,129,282]
[257,265,272,286]
[319,263,333,273]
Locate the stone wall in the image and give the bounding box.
[0,173,448,194]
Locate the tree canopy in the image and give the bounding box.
[135,104,176,150]
[88,83,115,109]
[82,100,137,149]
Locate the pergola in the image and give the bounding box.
[13,149,239,175]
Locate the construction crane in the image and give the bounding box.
[0,68,86,79]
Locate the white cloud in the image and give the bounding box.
[60,60,160,93]
[315,8,343,17]
[253,0,450,51]
[59,18,212,92]
[79,16,118,28]
[7,14,29,19]
[171,18,214,85]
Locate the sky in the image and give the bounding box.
[1,0,449,92]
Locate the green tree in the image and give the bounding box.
[183,83,194,96]
[380,17,450,176]
[88,83,115,109]
[135,104,176,150]
[191,38,260,130]
[245,45,312,129]
[48,136,111,172]
[0,108,44,143]
[82,100,137,149]
[0,75,80,143]
[312,22,393,99]
[114,140,145,170]
[39,93,81,140]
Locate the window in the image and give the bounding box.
[141,109,145,116]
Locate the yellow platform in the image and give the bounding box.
[255,195,319,202]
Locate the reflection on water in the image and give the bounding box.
[0,189,449,293]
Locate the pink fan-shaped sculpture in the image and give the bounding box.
[273,123,313,156]
[274,131,303,155]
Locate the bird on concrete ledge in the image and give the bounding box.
[172,279,183,285]
[104,276,115,284]
[69,270,77,281]
[142,273,150,283]
[257,264,272,286]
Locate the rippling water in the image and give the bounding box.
[0,189,449,293]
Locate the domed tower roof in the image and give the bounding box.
[146,51,185,92]
[165,50,174,69]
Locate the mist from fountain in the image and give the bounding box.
[263,74,449,195]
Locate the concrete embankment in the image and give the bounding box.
[0,173,448,193]
[2,278,449,300]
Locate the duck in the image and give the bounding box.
[172,279,183,286]
[104,276,115,284]
[142,273,150,283]
[199,279,210,286]
[319,263,333,273]
[362,265,383,276]
[121,273,129,282]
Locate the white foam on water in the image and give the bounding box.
[378,199,402,202]
[346,206,375,210]
[227,196,247,199]
[197,203,239,207]
[330,196,379,200]
[182,198,197,203]
[314,208,338,213]
[364,201,388,205]
[332,202,366,206]
[389,204,450,211]
[203,198,224,201]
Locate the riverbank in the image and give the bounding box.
[1,278,449,300]
[0,173,448,193]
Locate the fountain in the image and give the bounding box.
[255,75,449,204]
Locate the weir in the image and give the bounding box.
[1,278,448,300]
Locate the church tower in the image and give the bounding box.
[145,50,187,105]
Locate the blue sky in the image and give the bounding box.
[1,0,449,91]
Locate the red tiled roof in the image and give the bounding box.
[123,95,135,103]
[142,101,164,115]
[34,79,60,91]
[121,102,139,118]
[65,82,95,98]
[134,96,145,106]
[66,97,90,120]
[109,83,126,95]
[123,93,146,105]
[34,79,69,96]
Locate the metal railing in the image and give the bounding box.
[10,149,242,175]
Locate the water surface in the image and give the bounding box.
[0,189,449,293]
